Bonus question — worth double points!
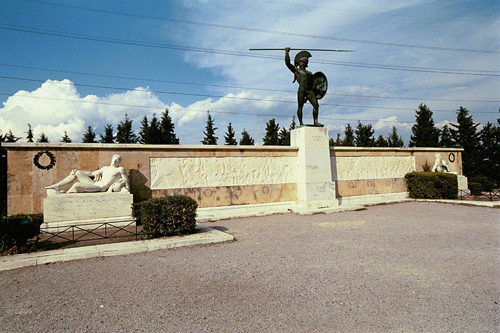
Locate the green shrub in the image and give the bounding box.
[0,213,43,253]
[133,195,197,238]
[404,172,458,199]
[470,175,496,192]
[468,182,483,196]
[422,160,432,172]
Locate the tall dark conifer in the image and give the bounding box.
[100,124,115,143]
[439,125,454,148]
[341,124,355,146]
[201,111,218,145]
[374,135,388,147]
[139,115,161,144]
[409,103,440,147]
[37,133,49,143]
[116,114,138,143]
[263,118,280,145]
[354,121,375,147]
[449,106,480,177]
[26,123,34,143]
[160,108,179,144]
[239,129,255,145]
[61,131,72,143]
[387,126,404,147]
[82,126,97,143]
[224,123,237,145]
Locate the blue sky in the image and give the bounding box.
[1,0,498,145]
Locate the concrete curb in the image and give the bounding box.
[415,198,500,208]
[0,225,233,272]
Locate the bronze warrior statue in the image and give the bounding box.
[284,47,327,127]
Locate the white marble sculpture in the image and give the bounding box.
[431,153,451,173]
[46,154,130,194]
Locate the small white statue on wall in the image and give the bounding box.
[431,153,451,173]
[46,154,130,194]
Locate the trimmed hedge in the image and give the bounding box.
[133,195,198,238]
[469,175,496,193]
[0,214,44,253]
[468,182,483,196]
[404,172,458,199]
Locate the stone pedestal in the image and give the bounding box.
[291,126,338,210]
[43,192,134,231]
[457,175,468,191]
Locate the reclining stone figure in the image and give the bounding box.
[46,154,130,194]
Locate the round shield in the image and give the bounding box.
[313,71,328,100]
[294,50,312,67]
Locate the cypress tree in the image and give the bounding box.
[82,126,97,143]
[224,123,237,145]
[341,124,355,146]
[201,111,218,145]
[239,129,255,145]
[26,123,34,143]
[139,115,162,144]
[100,124,115,143]
[37,133,49,143]
[439,125,455,148]
[61,131,72,143]
[409,103,440,147]
[116,113,138,143]
[449,106,480,177]
[160,108,179,144]
[329,133,341,146]
[374,135,388,147]
[278,127,290,146]
[354,121,375,147]
[263,118,280,145]
[387,126,404,147]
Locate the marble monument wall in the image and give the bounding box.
[330,147,463,197]
[3,143,298,215]
[3,143,463,215]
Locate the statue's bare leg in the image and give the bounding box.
[309,92,320,125]
[67,182,101,193]
[297,90,306,126]
[46,170,93,191]
[297,105,304,126]
[45,174,77,190]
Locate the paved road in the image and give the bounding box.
[1,202,498,332]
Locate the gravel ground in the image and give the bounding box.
[0,201,498,332]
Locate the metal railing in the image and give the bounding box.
[458,189,500,201]
[38,220,145,244]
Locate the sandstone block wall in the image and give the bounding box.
[330,147,462,197]
[3,143,463,215]
[3,143,298,214]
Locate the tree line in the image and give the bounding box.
[1,104,499,185]
[330,103,499,185]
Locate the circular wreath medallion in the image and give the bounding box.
[34,151,56,170]
[448,153,456,163]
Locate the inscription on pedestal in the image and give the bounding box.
[44,192,133,223]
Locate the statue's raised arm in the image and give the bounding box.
[284,47,295,73]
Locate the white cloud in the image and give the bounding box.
[0,79,300,145]
[373,116,411,132]
[0,80,167,143]
[1,0,497,147]
[173,0,498,134]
